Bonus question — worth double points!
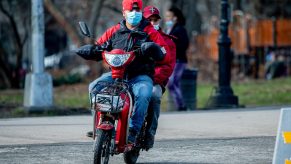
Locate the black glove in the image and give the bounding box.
[75,44,102,61]
[133,48,142,57]
[140,42,165,61]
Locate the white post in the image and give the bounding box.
[24,0,53,109]
[32,0,44,73]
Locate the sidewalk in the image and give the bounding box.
[0,106,285,145]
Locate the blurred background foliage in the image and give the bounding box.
[1,0,291,89]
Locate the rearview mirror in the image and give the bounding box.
[79,21,91,37]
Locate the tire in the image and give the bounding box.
[93,129,111,164]
[123,148,140,164]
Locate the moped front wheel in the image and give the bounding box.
[93,129,111,164]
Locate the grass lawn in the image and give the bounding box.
[196,77,291,108]
[0,77,291,116]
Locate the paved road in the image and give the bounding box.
[0,107,281,145]
[0,106,286,163]
[0,137,275,164]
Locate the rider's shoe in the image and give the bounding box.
[124,142,134,152]
[124,128,137,152]
[144,134,155,151]
[86,131,93,138]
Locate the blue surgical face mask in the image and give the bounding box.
[165,20,174,28]
[153,24,159,30]
[126,11,142,26]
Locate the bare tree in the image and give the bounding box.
[89,0,105,36]
[43,0,114,79]
[44,0,82,46]
[0,0,29,88]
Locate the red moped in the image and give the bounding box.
[78,22,149,164]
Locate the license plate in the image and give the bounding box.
[93,94,124,112]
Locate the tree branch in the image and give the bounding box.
[0,0,24,88]
[0,42,13,88]
[0,1,22,51]
[44,0,82,46]
[104,4,122,14]
[89,0,105,37]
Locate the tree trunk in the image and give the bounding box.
[44,0,82,46]
[0,44,12,88]
[0,0,25,88]
[89,0,105,37]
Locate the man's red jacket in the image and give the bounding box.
[94,19,169,80]
[154,30,176,87]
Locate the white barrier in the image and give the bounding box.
[273,108,291,164]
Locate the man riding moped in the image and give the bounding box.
[76,0,168,150]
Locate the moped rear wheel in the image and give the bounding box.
[123,148,140,164]
[93,129,111,164]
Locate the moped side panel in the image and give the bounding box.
[95,112,101,129]
[93,111,101,139]
[115,94,131,153]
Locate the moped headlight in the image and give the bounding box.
[104,53,131,67]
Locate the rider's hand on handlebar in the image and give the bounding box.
[133,42,155,57]
[75,45,94,56]
[134,42,165,61]
[133,48,143,57]
[75,44,103,61]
